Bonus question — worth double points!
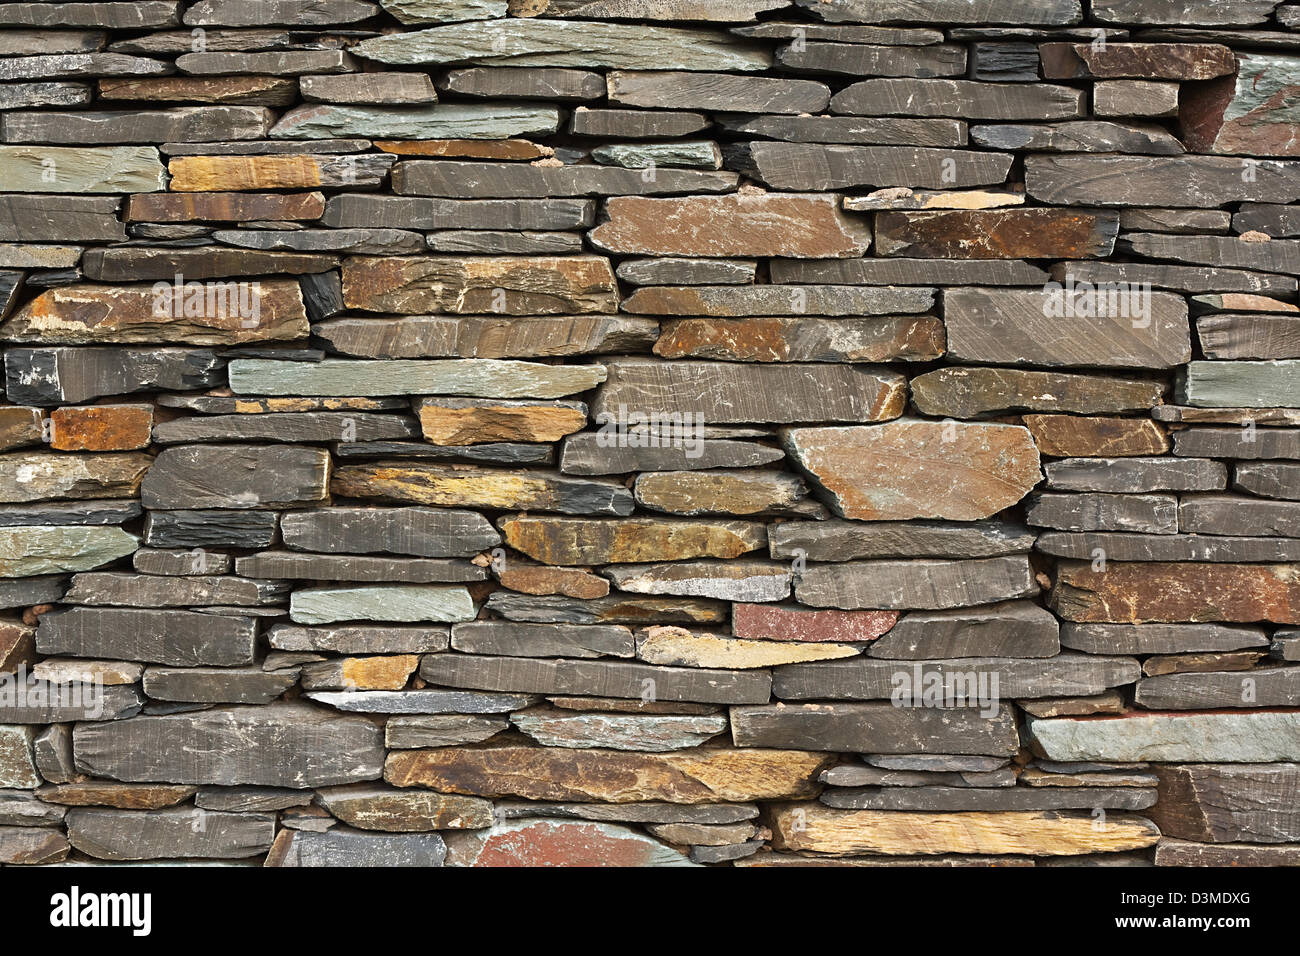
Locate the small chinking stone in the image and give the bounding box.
[0,0,1295,870]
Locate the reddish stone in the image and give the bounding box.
[496,564,610,599]
[374,139,549,160]
[1040,42,1236,80]
[1022,414,1169,457]
[732,604,899,643]
[50,404,153,451]
[125,191,325,223]
[445,819,692,867]
[875,209,1119,259]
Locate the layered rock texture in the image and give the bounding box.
[0,0,1297,869]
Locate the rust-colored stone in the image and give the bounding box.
[1050,561,1300,624]
[125,191,325,223]
[654,316,946,363]
[732,604,899,643]
[338,655,421,691]
[497,564,610,599]
[385,744,830,803]
[341,255,618,314]
[589,193,872,258]
[35,782,197,810]
[1022,414,1170,457]
[783,420,1042,521]
[1040,42,1236,80]
[875,209,1119,259]
[50,404,153,451]
[1181,53,1300,157]
[418,398,587,445]
[374,139,549,159]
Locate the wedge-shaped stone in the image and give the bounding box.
[0,452,149,504]
[229,358,607,399]
[1061,622,1269,655]
[1028,711,1300,762]
[770,806,1157,857]
[831,79,1084,118]
[589,194,871,258]
[876,209,1119,259]
[773,653,1138,701]
[592,359,905,425]
[1148,764,1300,843]
[331,464,633,516]
[634,470,805,516]
[1237,462,1300,500]
[0,144,164,192]
[500,516,766,565]
[606,69,826,113]
[510,707,726,752]
[868,601,1060,660]
[385,745,826,803]
[439,65,602,100]
[142,445,329,510]
[73,704,385,787]
[341,255,616,315]
[66,807,274,860]
[1026,155,1300,206]
[0,52,167,79]
[794,0,1081,25]
[1050,561,1300,624]
[944,287,1191,368]
[281,507,498,558]
[0,280,308,345]
[386,714,508,748]
[394,161,736,198]
[316,783,492,831]
[37,607,257,666]
[730,702,1020,754]
[606,561,791,602]
[635,625,858,669]
[419,654,771,705]
[729,143,1012,191]
[290,585,475,625]
[910,367,1166,418]
[353,20,771,71]
[795,556,1036,610]
[768,520,1036,561]
[783,421,1041,521]
[451,621,633,659]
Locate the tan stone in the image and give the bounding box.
[783,420,1042,520]
[0,452,151,503]
[500,516,767,565]
[168,154,382,191]
[0,407,42,452]
[418,398,587,445]
[635,625,861,669]
[374,139,549,159]
[497,564,610,599]
[1023,414,1169,457]
[770,805,1160,856]
[385,744,830,803]
[32,658,142,685]
[633,470,805,516]
[125,191,325,222]
[35,782,196,810]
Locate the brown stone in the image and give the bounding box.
[633,470,806,517]
[1149,764,1300,843]
[1051,561,1300,624]
[0,407,43,452]
[0,827,69,865]
[0,281,308,345]
[732,604,899,643]
[654,316,946,363]
[1143,650,1265,676]
[374,139,550,160]
[36,782,196,810]
[385,744,830,803]
[1181,53,1300,157]
[316,784,493,831]
[341,255,618,314]
[125,191,325,222]
[635,625,860,669]
[783,420,1041,521]
[499,516,767,565]
[1040,42,1236,80]
[0,619,37,673]
[874,209,1119,259]
[1023,414,1170,457]
[497,564,610,599]
[911,368,1167,418]
[589,193,872,258]
[418,398,587,445]
[770,805,1159,856]
[0,452,151,503]
[300,656,420,692]
[98,75,298,105]
[49,404,153,452]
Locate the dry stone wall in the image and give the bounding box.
[0,0,1298,867]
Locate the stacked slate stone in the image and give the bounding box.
[0,0,1299,868]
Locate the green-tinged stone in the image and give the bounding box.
[289,585,476,625]
[1179,360,1300,408]
[0,526,138,578]
[228,358,606,398]
[270,103,561,139]
[0,145,165,192]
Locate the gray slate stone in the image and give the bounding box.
[1044,457,1227,492]
[141,444,330,510]
[4,347,223,405]
[266,826,445,866]
[66,807,275,860]
[143,510,278,549]
[868,601,1060,660]
[280,507,500,557]
[268,623,450,654]
[769,520,1035,561]
[37,607,258,666]
[795,556,1036,610]
[392,161,736,197]
[731,702,1020,755]
[451,622,634,659]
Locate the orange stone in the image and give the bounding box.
[50,404,153,451]
[496,564,610,599]
[1022,414,1169,457]
[374,139,549,160]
